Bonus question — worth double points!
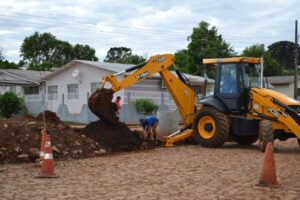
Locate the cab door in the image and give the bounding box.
[214,63,244,113]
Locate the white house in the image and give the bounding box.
[0,69,51,115]
[43,60,214,114]
[264,76,300,99]
[0,69,50,96]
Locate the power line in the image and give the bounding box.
[0,11,294,41]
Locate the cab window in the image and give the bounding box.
[220,64,237,94]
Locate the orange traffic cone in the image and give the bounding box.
[36,135,58,178]
[39,129,47,162]
[257,142,279,187]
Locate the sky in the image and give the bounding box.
[0,0,299,63]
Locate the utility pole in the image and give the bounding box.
[294,20,298,99]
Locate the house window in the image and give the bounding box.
[91,82,101,94]
[67,84,79,99]
[9,86,16,94]
[24,86,39,95]
[48,85,58,100]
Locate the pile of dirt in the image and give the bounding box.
[0,86,161,164]
[0,115,104,164]
[88,88,119,125]
[81,121,144,152]
[36,110,62,124]
[86,88,160,151]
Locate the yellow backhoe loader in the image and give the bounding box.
[96,54,300,151]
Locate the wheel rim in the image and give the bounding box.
[198,116,216,139]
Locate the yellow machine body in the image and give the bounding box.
[101,54,300,149]
[248,87,300,138]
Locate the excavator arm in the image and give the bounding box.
[101,54,196,125]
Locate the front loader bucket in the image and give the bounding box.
[88,88,119,125]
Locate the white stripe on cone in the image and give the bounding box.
[44,153,53,160]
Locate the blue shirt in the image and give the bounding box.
[141,116,159,128]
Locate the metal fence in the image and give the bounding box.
[22,89,194,122]
[23,94,47,116]
[124,90,178,110]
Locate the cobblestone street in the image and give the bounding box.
[1,139,299,200]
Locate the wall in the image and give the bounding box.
[124,78,177,110]
[22,91,178,123]
[272,83,293,98]
[45,63,124,113]
[271,80,300,99]
[0,85,25,96]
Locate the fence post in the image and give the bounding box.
[62,93,64,105]
[25,95,30,113]
[128,91,131,103]
[161,92,164,105]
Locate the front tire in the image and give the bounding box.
[193,106,230,148]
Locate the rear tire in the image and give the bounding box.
[193,106,230,148]
[259,120,274,152]
[232,135,259,145]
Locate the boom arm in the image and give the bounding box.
[101,54,196,125]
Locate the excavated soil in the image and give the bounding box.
[0,114,103,164]
[81,121,144,152]
[84,88,159,151]
[0,109,158,164]
[0,88,160,164]
[36,110,62,124]
[88,88,119,125]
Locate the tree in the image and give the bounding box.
[263,51,284,76]
[0,60,19,69]
[51,41,74,67]
[185,21,235,76]
[104,47,132,63]
[242,44,264,57]
[122,54,146,64]
[20,32,98,71]
[73,44,98,61]
[242,44,284,76]
[268,41,300,69]
[20,32,57,69]
[0,45,4,60]
[0,92,25,118]
[133,99,159,114]
[174,49,188,72]
[104,47,146,64]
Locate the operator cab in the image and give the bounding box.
[203,57,262,113]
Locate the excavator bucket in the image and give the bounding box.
[88,88,119,125]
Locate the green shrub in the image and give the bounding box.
[133,99,159,114]
[0,92,26,118]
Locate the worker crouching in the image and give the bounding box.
[139,116,159,140]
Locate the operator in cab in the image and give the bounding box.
[139,115,159,140]
[222,67,237,94]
